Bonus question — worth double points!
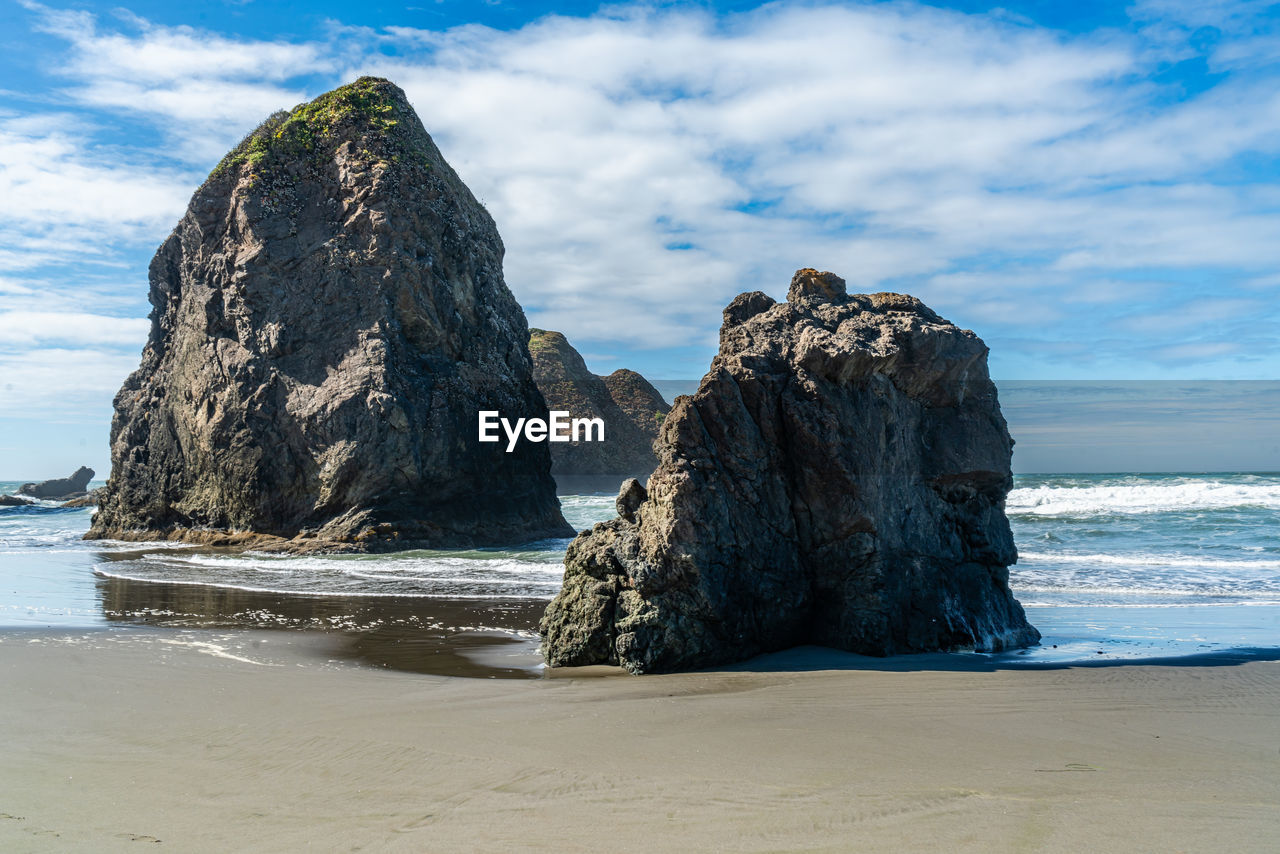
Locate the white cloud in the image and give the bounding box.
[6,0,1280,392]
[0,113,195,277]
[1117,298,1264,333]
[0,347,139,419]
[23,0,327,83]
[1154,340,1244,361]
[21,0,329,161]
[0,311,148,347]
[348,4,1280,364]
[0,117,192,228]
[1244,272,1280,289]
[1129,0,1277,33]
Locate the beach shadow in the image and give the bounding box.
[716,644,1280,674]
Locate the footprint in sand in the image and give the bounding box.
[1034,763,1099,772]
[115,832,162,842]
[2,813,67,840]
[394,814,437,832]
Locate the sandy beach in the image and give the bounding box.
[6,0,1280,851]
[2,628,1276,853]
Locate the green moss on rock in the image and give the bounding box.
[207,77,414,186]
[527,329,562,355]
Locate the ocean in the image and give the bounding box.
[2,473,1278,674]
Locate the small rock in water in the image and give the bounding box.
[17,467,94,500]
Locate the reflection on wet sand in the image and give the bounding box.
[96,574,549,679]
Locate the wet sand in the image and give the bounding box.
[1,628,1277,852]
[97,573,550,678]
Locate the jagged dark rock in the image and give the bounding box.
[62,488,104,508]
[528,329,668,476]
[540,268,1039,673]
[787,268,848,303]
[0,495,35,507]
[87,77,571,551]
[19,467,94,500]
[615,477,647,522]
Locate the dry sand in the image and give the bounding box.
[1,628,1277,853]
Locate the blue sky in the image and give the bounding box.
[1,0,1279,476]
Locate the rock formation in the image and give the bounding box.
[528,329,669,476]
[19,467,94,500]
[602,369,669,445]
[0,495,35,507]
[62,489,104,508]
[88,77,571,551]
[540,269,1039,673]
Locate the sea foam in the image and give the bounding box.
[1008,478,1280,516]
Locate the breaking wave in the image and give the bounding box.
[94,548,571,600]
[1008,477,1280,517]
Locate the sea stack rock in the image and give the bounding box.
[528,329,668,476]
[19,467,95,500]
[88,77,571,550]
[540,268,1039,673]
[602,369,669,446]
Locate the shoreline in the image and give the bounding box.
[2,626,1277,852]
[8,622,1280,680]
[5,475,1280,673]
[82,568,1280,676]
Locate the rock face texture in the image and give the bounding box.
[19,467,95,500]
[540,269,1038,673]
[602,369,669,445]
[88,77,571,550]
[61,489,104,508]
[528,329,668,476]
